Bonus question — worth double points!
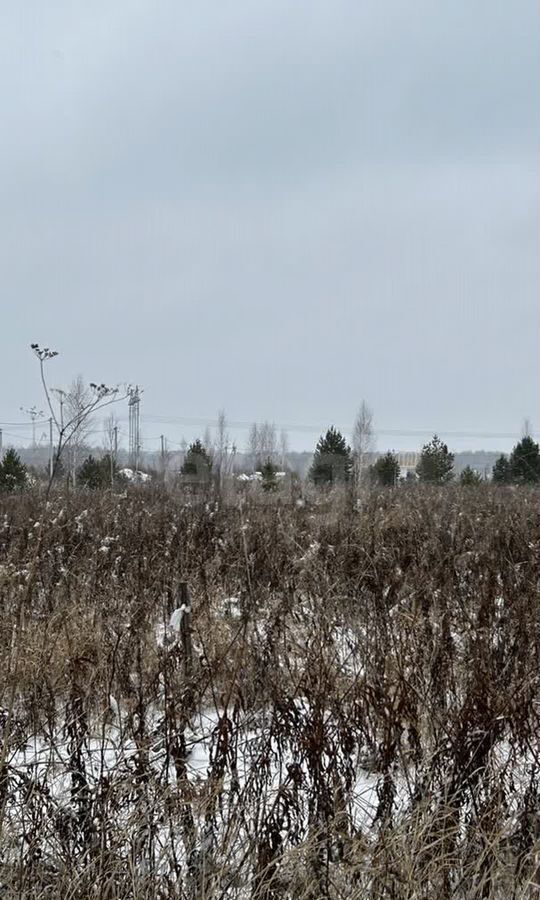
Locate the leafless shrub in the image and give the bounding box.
[0,486,539,897]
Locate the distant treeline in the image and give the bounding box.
[8,444,504,480]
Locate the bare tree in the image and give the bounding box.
[279,428,289,470]
[216,410,228,462]
[214,409,233,489]
[352,401,375,485]
[259,421,277,463]
[247,423,259,472]
[31,344,129,494]
[64,376,94,486]
[247,421,278,470]
[103,412,119,455]
[203,426,213,455]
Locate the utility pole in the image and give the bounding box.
[111,425,118,488]
[0,429,2,453]
[20,405,44,448]
[48,418,54,479]
[51,388,67,430]
[160,434,165,476]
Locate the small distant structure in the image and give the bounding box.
[362,451,419,481]
[396,452,419,479]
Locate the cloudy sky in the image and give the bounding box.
[2,1,539,452]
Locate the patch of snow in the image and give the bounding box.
[119,467,151,483]
[169,605,190,634]
[220,596,242,619]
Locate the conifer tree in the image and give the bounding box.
[260,458,279,492]
[77,454,119,490]
[370,452,400,486]
[460,465,483,486]
[492,454,511,484]
[509,435,540,484]
[0,448,28,492]
[309,427,352,486]
[181,440,212,482]
[416,435,454,484]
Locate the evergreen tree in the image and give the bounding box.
[492,454,511,484]
[0,448,28,492]
[260,458,279,492]
[181,440,212,482]
[509,435,540,484]
[460,465,483,486]
[77,454,119,490]
[416,435,454,484]
[370,452,400,486]
[77,455,104,490]
[309,427,352,486]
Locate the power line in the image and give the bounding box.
[127,413,532,441]
[1,430,43,441]
[5,406,527,441]
[3,405,533,447]
[3,415,530,443]
[0,419,49,427]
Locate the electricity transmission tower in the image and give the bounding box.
[128,386,142,472]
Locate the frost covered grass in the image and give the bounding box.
[0,485,539,897]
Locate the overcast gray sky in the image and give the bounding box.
[2,1,539,452]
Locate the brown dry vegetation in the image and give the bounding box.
[0,485,540,898]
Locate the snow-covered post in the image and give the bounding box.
[172,582,202,895]
[179,582,193,681]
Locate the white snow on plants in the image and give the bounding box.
[119,467,151,483]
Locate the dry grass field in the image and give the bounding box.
[0,484,539,898]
